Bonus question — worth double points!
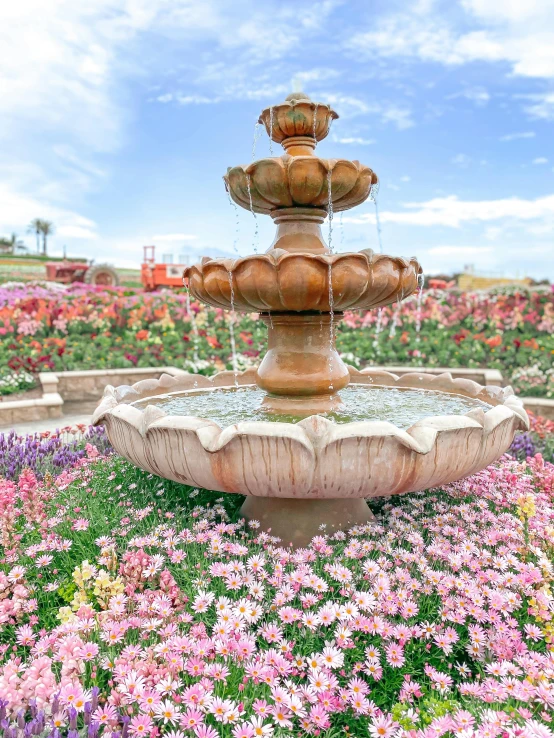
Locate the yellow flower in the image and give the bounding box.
[57,606,76,623]
[70,589,89,611]
[72,560,96,588]
[517,492,536,520]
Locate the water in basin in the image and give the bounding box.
[132,384,492,429]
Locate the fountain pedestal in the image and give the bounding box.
[239,496,375,548]
[257,313,349,414]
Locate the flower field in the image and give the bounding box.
[0,425,554,736]
[1,282,553,397]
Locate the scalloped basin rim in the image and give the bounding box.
[128,382,497,433]
[183,248,421,273]
[92,367,529,501]
[93,367,530,437]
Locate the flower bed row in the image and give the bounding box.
[0,424,553,735]
[1,282,553,397]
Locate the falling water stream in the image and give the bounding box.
[226,191,241,254]
[227,271,240,388]
[245,174,259,253]
[251,120,262,161]
[327,167,335,392]
[328,264,334,392]
[312,103,319,141]
[268,107,274,156]
[373,308,383,354]
[415,273,425,349]
[184,288,200,387]
[389,299,402,339]
[374,199,384,254]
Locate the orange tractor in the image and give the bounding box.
[45,260,119,286]
[141,245,190,290]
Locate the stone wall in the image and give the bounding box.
[0,365,552,427]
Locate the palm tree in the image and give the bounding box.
[0,233,26,254]
[27,219,43,254]
[39,220,55,255]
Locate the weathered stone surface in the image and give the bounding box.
[95,368,528,503]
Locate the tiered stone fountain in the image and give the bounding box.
[94,92,529,547]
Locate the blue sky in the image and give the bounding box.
[1,0,554,278]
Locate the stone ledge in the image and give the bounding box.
[0,392,64,427]
[0,367,183,428]
[2,365,551,429]
[521,397,554,421]
[372,366,503,387]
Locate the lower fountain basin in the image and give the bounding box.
[93,367,528,505]
[131,384,493,428]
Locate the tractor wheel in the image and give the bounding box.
[84,264,119,286]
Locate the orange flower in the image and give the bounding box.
[485,335,502,348]
[136,329,149,340]
[206,335,221,348]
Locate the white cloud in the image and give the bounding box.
[152,233,199,242]
[0,183,98,243]
[344,193,554,229]
[499,131,536,141]
[331,135,375,145]
[293,68,341,85]
[447,87,490,105]
[321,93,414,129]
[427,245,493,255]
[522,92,554,120]
[533,157,548,164]
[451,153,472,167]
[349,2,554,79]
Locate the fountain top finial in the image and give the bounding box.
[258,94,338,153]
[285,91,311,102]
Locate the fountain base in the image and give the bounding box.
[239,496,375,548]
[260,392,345,416]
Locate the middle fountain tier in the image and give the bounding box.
[184,91,422,415]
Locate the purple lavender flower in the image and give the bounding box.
[0,426,112,481]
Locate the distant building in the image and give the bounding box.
[457,264,532,291]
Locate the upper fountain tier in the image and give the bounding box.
[225,92,378,216]
[183,92,422,316]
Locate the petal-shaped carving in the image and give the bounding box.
[224,156,376,214]
[277,256,328,311]
[260,99,338,143]
[95,367,529,500]
[288,157,328,204]
[247,159,292,209]
[183,250,422,313]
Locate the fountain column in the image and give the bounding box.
[257,313,349,414]
[253,205,349,415]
